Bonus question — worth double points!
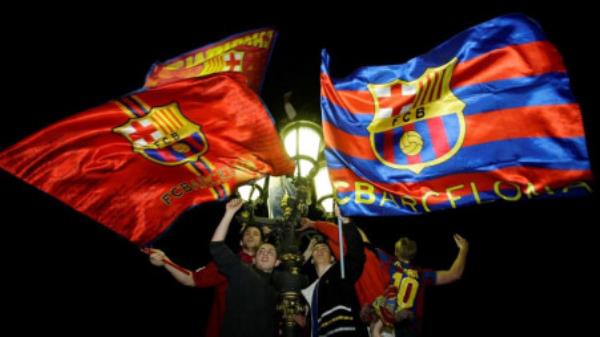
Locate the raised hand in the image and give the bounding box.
[453,234,469,251]
[298,217,315,231]
[147,248,167,267]
[302,237,319,262]
[225,198,244,214]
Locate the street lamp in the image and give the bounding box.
[313,162,335,216]
[236,120,332,337]
[281,121,323,179]
[237,176,267,203]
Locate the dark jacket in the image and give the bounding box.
[304,223,368,337]
[210,242,279,337]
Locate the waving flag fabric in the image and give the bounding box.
[321,14,593,216]
[144,28,276,92]
[0,73,294,245]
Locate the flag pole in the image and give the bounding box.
[337,216,345,279]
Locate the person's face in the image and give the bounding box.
[242,227,262,250]
[255,243,278,272]
[312,243,333,265]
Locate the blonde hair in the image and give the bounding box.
[394,237,417,261]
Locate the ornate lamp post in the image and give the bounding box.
[236,120,333,337]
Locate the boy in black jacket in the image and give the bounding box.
[299,207,369,337]
[210,198,281,337]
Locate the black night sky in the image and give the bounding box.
[2,5,597,336]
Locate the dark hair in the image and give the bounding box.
[257,242,279,259]
[395,237,417,261]
[241,224,264,242]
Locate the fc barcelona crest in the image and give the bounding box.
[367,58,466,174]
[113,102,208,166]
[196,51,245,77]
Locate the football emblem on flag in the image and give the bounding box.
[368,58,466,174]
[400,131,423,156]
[113,102,208,166]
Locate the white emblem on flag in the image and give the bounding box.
[223,51,244,72]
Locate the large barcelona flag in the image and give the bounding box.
[321,14,594,216]
[0,73,294,245]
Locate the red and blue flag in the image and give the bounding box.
[321,14,594,216]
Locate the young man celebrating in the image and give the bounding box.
[147,199,264,337]
[366,234,469,337]
[298,206,369,337]
[209,198,281,337]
